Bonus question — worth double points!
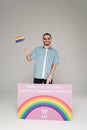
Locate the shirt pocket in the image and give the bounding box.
[36,51,44,61]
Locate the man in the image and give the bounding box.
[25,33,59,84]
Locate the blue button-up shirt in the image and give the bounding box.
[30,46,59,79]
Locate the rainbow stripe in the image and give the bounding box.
[15,36,25,43]
[18,95,72,121]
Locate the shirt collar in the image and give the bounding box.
[43,46,52,49]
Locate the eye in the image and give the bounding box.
[43,37,51,40]
[43,38,46,40]
[48,38,50,40]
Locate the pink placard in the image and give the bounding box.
[18,83,72,121]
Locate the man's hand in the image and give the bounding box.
[46,75,52,84]
[24,48,32,61]
[25,48,29,56]
[46,64,56,84]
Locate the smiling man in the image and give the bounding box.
[25,33,60,84]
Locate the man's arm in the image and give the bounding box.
[46,64,57,84]
[25,48,32,61]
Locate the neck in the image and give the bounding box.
[44,45,51,49]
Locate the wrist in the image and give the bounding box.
[49,74,52,78]
[26,55,29,57]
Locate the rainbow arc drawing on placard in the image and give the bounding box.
[18,95,72,121]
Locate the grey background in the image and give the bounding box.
[0,0,87,130]
[0,0,87,95]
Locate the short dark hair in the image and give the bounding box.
[43,33,52,38]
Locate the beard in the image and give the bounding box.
[44,41,51,46]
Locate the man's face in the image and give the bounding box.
[43,35,51,46]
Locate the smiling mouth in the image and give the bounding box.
[44,42,50,46]
[45,41,50,43]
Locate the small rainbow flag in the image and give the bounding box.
[15,35,25,43]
